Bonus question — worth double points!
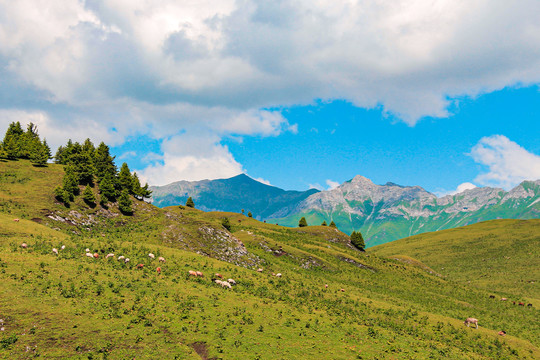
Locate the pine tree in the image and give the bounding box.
[139,183,152,200]
[118,162,133,192]
[94,142,117,182]
[186,197,195,208]
[350,231,366,251]
[83,184,96,206]
[298,217,308,227]
[222,217,231,231]
[62,165,79,200]
[99,175,117,204]
[30,142,49,166]
[21,123,41,159]
[2,122,24,158]
[70,150,94,185]
[248,212,253,218]
[329,221,337,228]
[321,221,327,226]
[131,172,142,199]
[42,139,52,159]
[118,189,133,214]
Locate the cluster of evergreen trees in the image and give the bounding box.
[54,139,151,213]
[0,122,52,165]
[350,231,365,251]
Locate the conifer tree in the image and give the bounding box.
[298,217,308,227]
[99,175,117,204]
[21,123,41,159]
[70,150,94,185]
[222,217,231,231]
[321,221,327,226]
[350,231,366,251]
[118,162,133,192]
[118,189,133,214]
[2,122,24,159]
[62,165,79,200]
[131,172,142,198]
[83,184,96,206]
[139,183,152,200]
[186,197,195,208]
[30,141,50,166]
[94,142,117,182]
[248,212,253,218]
[329,221,337,228]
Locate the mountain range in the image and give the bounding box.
[150,175,540,247]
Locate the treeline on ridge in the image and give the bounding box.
[1,121,151,214]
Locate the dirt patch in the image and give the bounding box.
[31,218,43,224]
[190,342,217,360]
[338,256,376,272]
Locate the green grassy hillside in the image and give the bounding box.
[1,159,539,359]
[370,219,540,301]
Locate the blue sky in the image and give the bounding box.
[1,1,540,195]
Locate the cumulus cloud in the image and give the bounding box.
[470,135,540,189]
[253,177,271,185]
[436,182,477,197]
[2,1,540,182]
[326,179,341,190]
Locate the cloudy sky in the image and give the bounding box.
[1,0,540,194]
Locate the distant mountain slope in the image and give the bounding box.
[150,174,319,219]
[273,176,540,247]
[369,219,540,300]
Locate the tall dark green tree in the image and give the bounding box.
[83,184,96,206]
[118,189,133,215]
[118,162,133,192]
[62,165,79,201]
[94,142,117,182]
[99,175,117,204]
[248,212,253,218]
[30,140,50,166]
[2,121,24,159]
[329,221,337,228]
[298,217,308,227]
[221,217,231,231]
[70,150,94,185]
[186,197,195,208]
[350,231,366,251]
[321,221,328,226]
[20,123,41,159]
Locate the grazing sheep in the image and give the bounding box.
[257,268,263,272]
[52,248,58,255]
[340,289,345,292]
[498,330,506,336]
[215,279,224,285]
[158,256,165,263]
[215,273,223,279]
[189,270,198,276]
[275,273,282,277]
[85,253,94,258]
[117,255,125,261]
[105,253,115,259]
[93,253,99,259]
[124,258,130,263]
[500,298,508,301]
[148,253,155,259]
[518,302,525,306]
[196,271,203,277]
[325,284,328,289]
[227,279,236,285]
[85,248,90,253]
[464,318,479,329]
[13,218,19,222]
[136,264,144,269]
[221,281,232,289]
[61,245,66,250]
[21,243,28,249]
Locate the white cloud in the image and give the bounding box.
[326,179,341,190]
[308,183,324,191]
[137,134,243,186]
[2,1,540,182]
[118,151,137,160]
[470,135,540,189]
[435,182,477,197]
[253,177,271,185]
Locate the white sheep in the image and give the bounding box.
[85,248,90,253]
[158,256,165,263]
[275,273,282,277]
[227,279,236,285]
[105,253,115,259]
[85,252,94,258]
[21,243,28,249]
[52,248,58,255]
[117,256,125,261]
[124,258,130,263]
[148,253,155,259]
[61,245,66,250]
[221,281,232,289]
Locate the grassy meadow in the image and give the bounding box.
[0,159,539,359]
